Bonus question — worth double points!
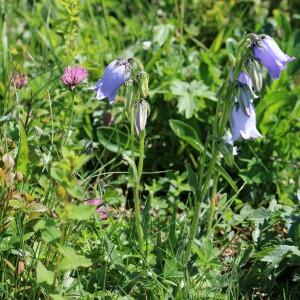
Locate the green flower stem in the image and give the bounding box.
[62,92,75,146]
[207,171,219,234]
[184,143,218,263]
[52,193,68,288]
[185,38,250,263]
[130,109,135,159]
[137,130,145,182]
[130,110,144,254]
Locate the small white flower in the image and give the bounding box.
[142,41,152,50]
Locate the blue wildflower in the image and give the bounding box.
[253,35,295,79]
[230,102,262,142]
[94,58,132,103]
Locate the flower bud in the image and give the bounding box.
[246,58,263,93]
[17,260,25,274]
[138,71,149,98]
[125,80,139,117]
[135,99,150,135]
[3,154,15,170]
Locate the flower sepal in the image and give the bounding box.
[125,79,140,118]
[245,58,263,93]
[137,71,149,98]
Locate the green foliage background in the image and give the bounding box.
[0,0,299,299]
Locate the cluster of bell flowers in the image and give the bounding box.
[93,58,150,135]
[60,58,150,135]
[228,34,295,153]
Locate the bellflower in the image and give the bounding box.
[230,102,262,142]
[60,66,88,89]
[94,58,132,104]
[253,35,295,79]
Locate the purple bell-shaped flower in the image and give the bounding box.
[94,58,132,103]
[253,35,295,79]
[230,102,262,142]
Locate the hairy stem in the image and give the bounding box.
[207,172,219,234]
[130,111,144,254]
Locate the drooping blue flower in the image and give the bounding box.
[253,35,295,79]
[94,58,132,103]
[230,102,262,142]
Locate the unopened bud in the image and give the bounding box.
[17,260,25,274]
[125,80,139,117]
[246,58,263,93]
[3,154,15,170]
[138,71,149,98]
[135,99,150,135]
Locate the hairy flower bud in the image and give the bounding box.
[138,71,149,98]
[246,59,263,93]
[125,80,140,117]
[135,99,150,135]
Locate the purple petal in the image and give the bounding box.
[85,198,103,206]
[238,72,253,90]
[60,66,88,88]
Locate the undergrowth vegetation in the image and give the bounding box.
[0,0,299,299]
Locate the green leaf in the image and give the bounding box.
[36,261,54,285]
[171,80,216,118]
[50,295,70,300]
[239,245,254,267]
[67,204,96,221]
[57,246,92,271]
[17,122,29,175]
[215,165,238,193]
[210,28,224,53]
[153,24,174,47]
[256,245,300,265]
[34,219,61,244]
[169,119,204,152]
[163,258,183,279]
[97,127,129,154]
[9,199,25,209]
[26,202,48,213]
